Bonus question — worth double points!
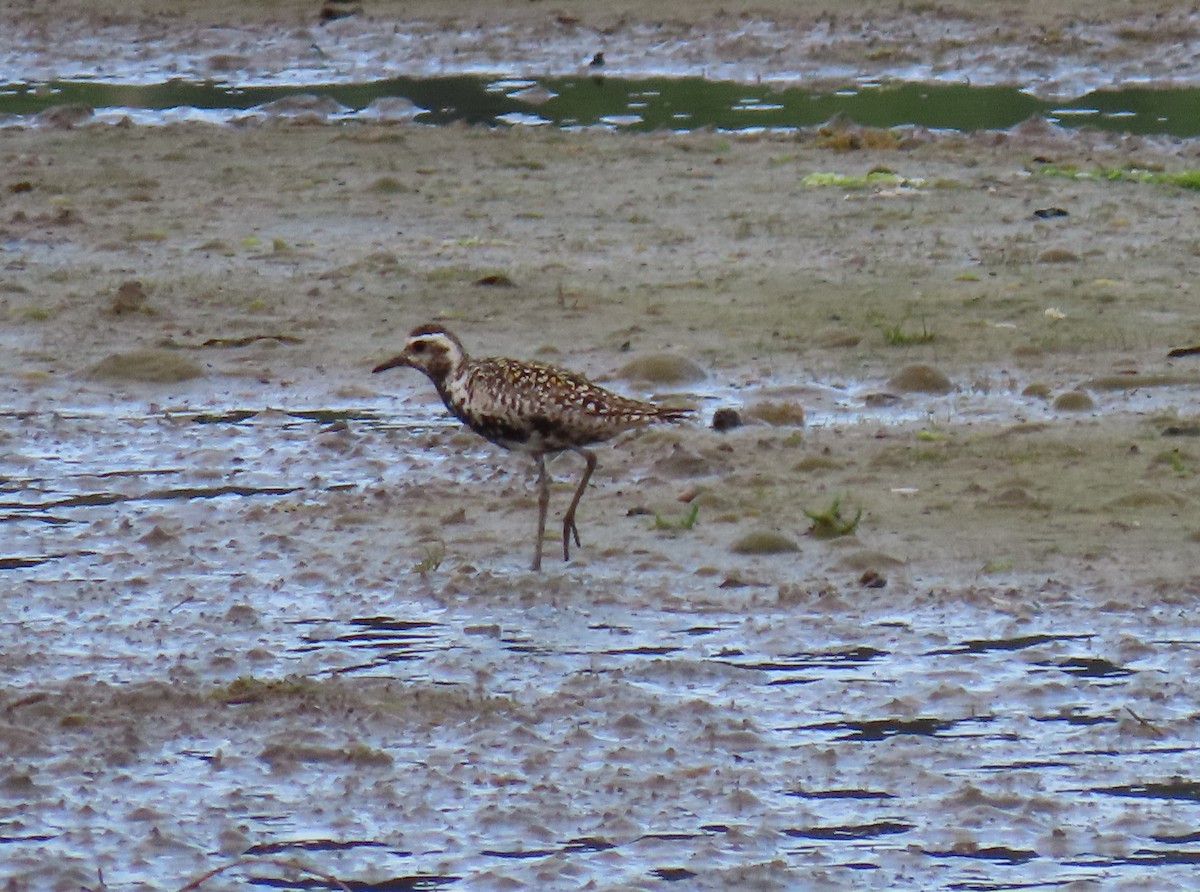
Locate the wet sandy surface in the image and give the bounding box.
[4,2,1200,889]
[5,0,1200,96]
[4,395,1200,889]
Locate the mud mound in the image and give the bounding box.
[86,349,204,383]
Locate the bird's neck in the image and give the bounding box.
[429,360,470,414]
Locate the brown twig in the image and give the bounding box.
[176,856,353,892]
[1125,706,1166,738]
[200,334,304,348]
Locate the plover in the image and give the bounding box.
[373,323,693,571]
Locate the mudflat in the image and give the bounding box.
[2,3,1200,889]
[4,114,1198,588]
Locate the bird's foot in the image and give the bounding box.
[562,513,582,561]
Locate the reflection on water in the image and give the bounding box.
[278,604,1200,888]
[4,396,1200,889]
[6,75,1200,135]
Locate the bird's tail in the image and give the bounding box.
[656,406,696,423]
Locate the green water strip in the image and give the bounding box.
[2,76,1198,135]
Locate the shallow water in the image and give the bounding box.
[5,8,1200,886]
[8,75,1200,135]
[3,385,1200,889]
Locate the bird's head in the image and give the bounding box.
[373,324,466,385]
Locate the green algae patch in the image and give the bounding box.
[1106,490,1189,511]
[1033,164,1200,191]
[1053,390,1095,412]
[1085,374,1200,391]
[617,352,707,385]
[86,349,204,383]
[212,675,317,704]
[813,328,862,348]
[800,171,925,188]
[887,363,953,394]
[1037,247,1079,264]
[794,455,842,473]
[984,487,1049,510]
[731,530,800,554]
[745,400,805,427]
[368,175,412,194]
[260,741,394,769]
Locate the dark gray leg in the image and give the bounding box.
[562,448,597,561]
[533,453,549,571]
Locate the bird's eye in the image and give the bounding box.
[411,340,427,353]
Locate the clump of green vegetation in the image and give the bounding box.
[22,306,54,322]
[981,557,1014,574]
[86,349,204,383]
[413,541,446,574]
[259,740,393,768]
[1086,374,1195,391]
[887,363,953,394]
[617,352,707,385]
[125,229,167,242]
[744,400,806,427]
[1037,247,1078,264]
[881,319,937,346]
[344,743,395,767]
[195,238,232,253]
[369,175,410,193]
[814,123,905,151]
[1154,449,1193,477]
[730,530,799,554]
[426,265,503,283]
[800,170,925,188]
[915,429,951,442]
[1032,163,1200,191]
[499,155,546,171]
[794,455,840,472]
[653,504,699,531]
[804,497,863,539]
[910,446,950,464]
[211,675,315,704]
[864,44,908,62]
[1052,390,1095,412]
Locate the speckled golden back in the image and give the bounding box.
[450,356,687,452]
[373,323,692,455]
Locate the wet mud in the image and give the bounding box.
[4,2,1200,889]
[7,0,1200,97]
[4,377,1200,889]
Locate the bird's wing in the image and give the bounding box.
[484,358,665,419]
